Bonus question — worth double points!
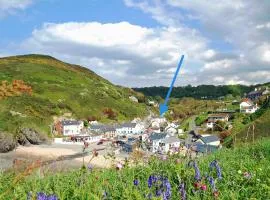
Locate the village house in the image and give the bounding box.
[149,133,181,153]
[54,120,84,136]
[195,135,221,147]
[89,124,117,139]
[206,113,230,129]
[165,122,179,136]
[240,98,259,114]
[116,123,144,135]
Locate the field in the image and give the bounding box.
[0,139,269,199]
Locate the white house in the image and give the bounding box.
[165,122,179,136]
[206,113,229,129]
[62,120,84,136]
[196,135,220,147]
[150,117,167,129]
[149,132,167,153]
[116,123,144,135]
[240,98,259,114]
[149,133,181,153]
[158,136,181,153]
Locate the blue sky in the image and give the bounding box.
[0,0,269,87]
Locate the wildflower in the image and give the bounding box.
[87,164,93,171]
[200,184,207,191]
[37,192,47,200]
[193,182,201,189]
[189,161,201,181]
[210,160,222,179]
[243,172,252,179]
[47,195,58,200]
[148,175,154,188]
[133,179,139,186]
[116,163,123,170]
[155,188,162,197]
[179,182,186,200]
[213,190,219,198]
[208,176,216,191]
[163,178,171,200]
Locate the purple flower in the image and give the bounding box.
[148,175,154,188]
[189,160,201,181]
[163,179,171,200]
[133,179,139,186]
[179,182,186,200]
[37,192,47,200]
[148,175,158,188]
[208,176,216,191]
[87,164,93,171]
[210,160,222,180]
[47,195,58,200]
[155,188,162,196]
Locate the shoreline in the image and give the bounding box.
[0,143,128,171]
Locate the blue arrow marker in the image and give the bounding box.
[159,55,185,116]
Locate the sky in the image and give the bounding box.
[0,0,269,87]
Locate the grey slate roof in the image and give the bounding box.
[200,135,220,144]
[149,132,167,141]
[89,124,116,132]
[195,144,219,153]
[62,120,82,126]
[161,136,180,144]
[120,123,136,128]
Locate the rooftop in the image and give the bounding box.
[149,132,167,141]
[161,136,180,144]
[200,135,220,144]
[119,123,137,128]
[62,120,82,126]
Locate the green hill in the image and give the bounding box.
[134,82,270,100]
[0,54,148,135]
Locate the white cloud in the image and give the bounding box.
[0,0,33,17]
[21,21,209,86]
[121,0,270,86]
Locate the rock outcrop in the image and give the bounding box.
[0,132,17,153]
[19,128,47,145]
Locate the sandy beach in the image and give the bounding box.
[0,142,128,171]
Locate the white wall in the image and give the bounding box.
[63,122,83,136]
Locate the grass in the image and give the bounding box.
[1,139,269,199]
[0,54,149,135]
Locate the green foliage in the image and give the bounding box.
[1,139,270,199]
[134,84,269,99]
[0,54,148,135]
[195,113,208,126]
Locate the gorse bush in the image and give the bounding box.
[0,139,269,199]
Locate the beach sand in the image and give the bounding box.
[0,143,127,171]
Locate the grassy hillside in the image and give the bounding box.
[1,139,269,199]
[0,54,148,135]
[134,82,270,100]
